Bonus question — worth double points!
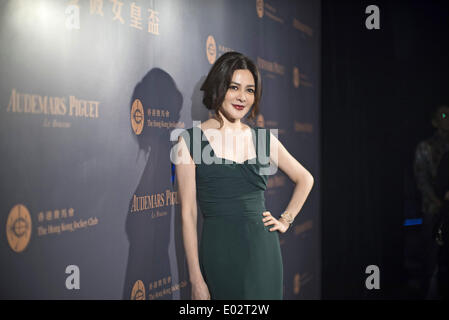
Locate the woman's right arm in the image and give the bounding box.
[175,134,210,300]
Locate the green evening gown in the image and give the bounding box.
[179,125,283,300]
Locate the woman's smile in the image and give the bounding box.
[232,104,245,111]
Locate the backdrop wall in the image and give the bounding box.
[0,0,320,299]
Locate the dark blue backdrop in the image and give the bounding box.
[0,0,320,299]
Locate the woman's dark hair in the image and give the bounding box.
[200,51,262,128]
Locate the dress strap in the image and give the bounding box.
[266,128,270,158]
[254,126,258,158]
[254,127,270,161]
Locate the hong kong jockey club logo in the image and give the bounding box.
[6,204,32,253]
[131,99,144,135]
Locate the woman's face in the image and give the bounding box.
[219,69,256,121]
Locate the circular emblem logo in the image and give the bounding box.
[131,99,144,135]
[293,273,301,294]
[6,204,32,253]
[256,0,264,18]
[206,35,217,65]
[293,67,300,88]
[131,280,146,300]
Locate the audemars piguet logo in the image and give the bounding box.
[7,89,100,118]
[5,89,101,128]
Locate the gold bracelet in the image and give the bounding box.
[280,211,294,225]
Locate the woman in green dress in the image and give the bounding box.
[174,52,314,300]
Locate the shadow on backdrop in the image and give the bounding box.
[122,68,186,300]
